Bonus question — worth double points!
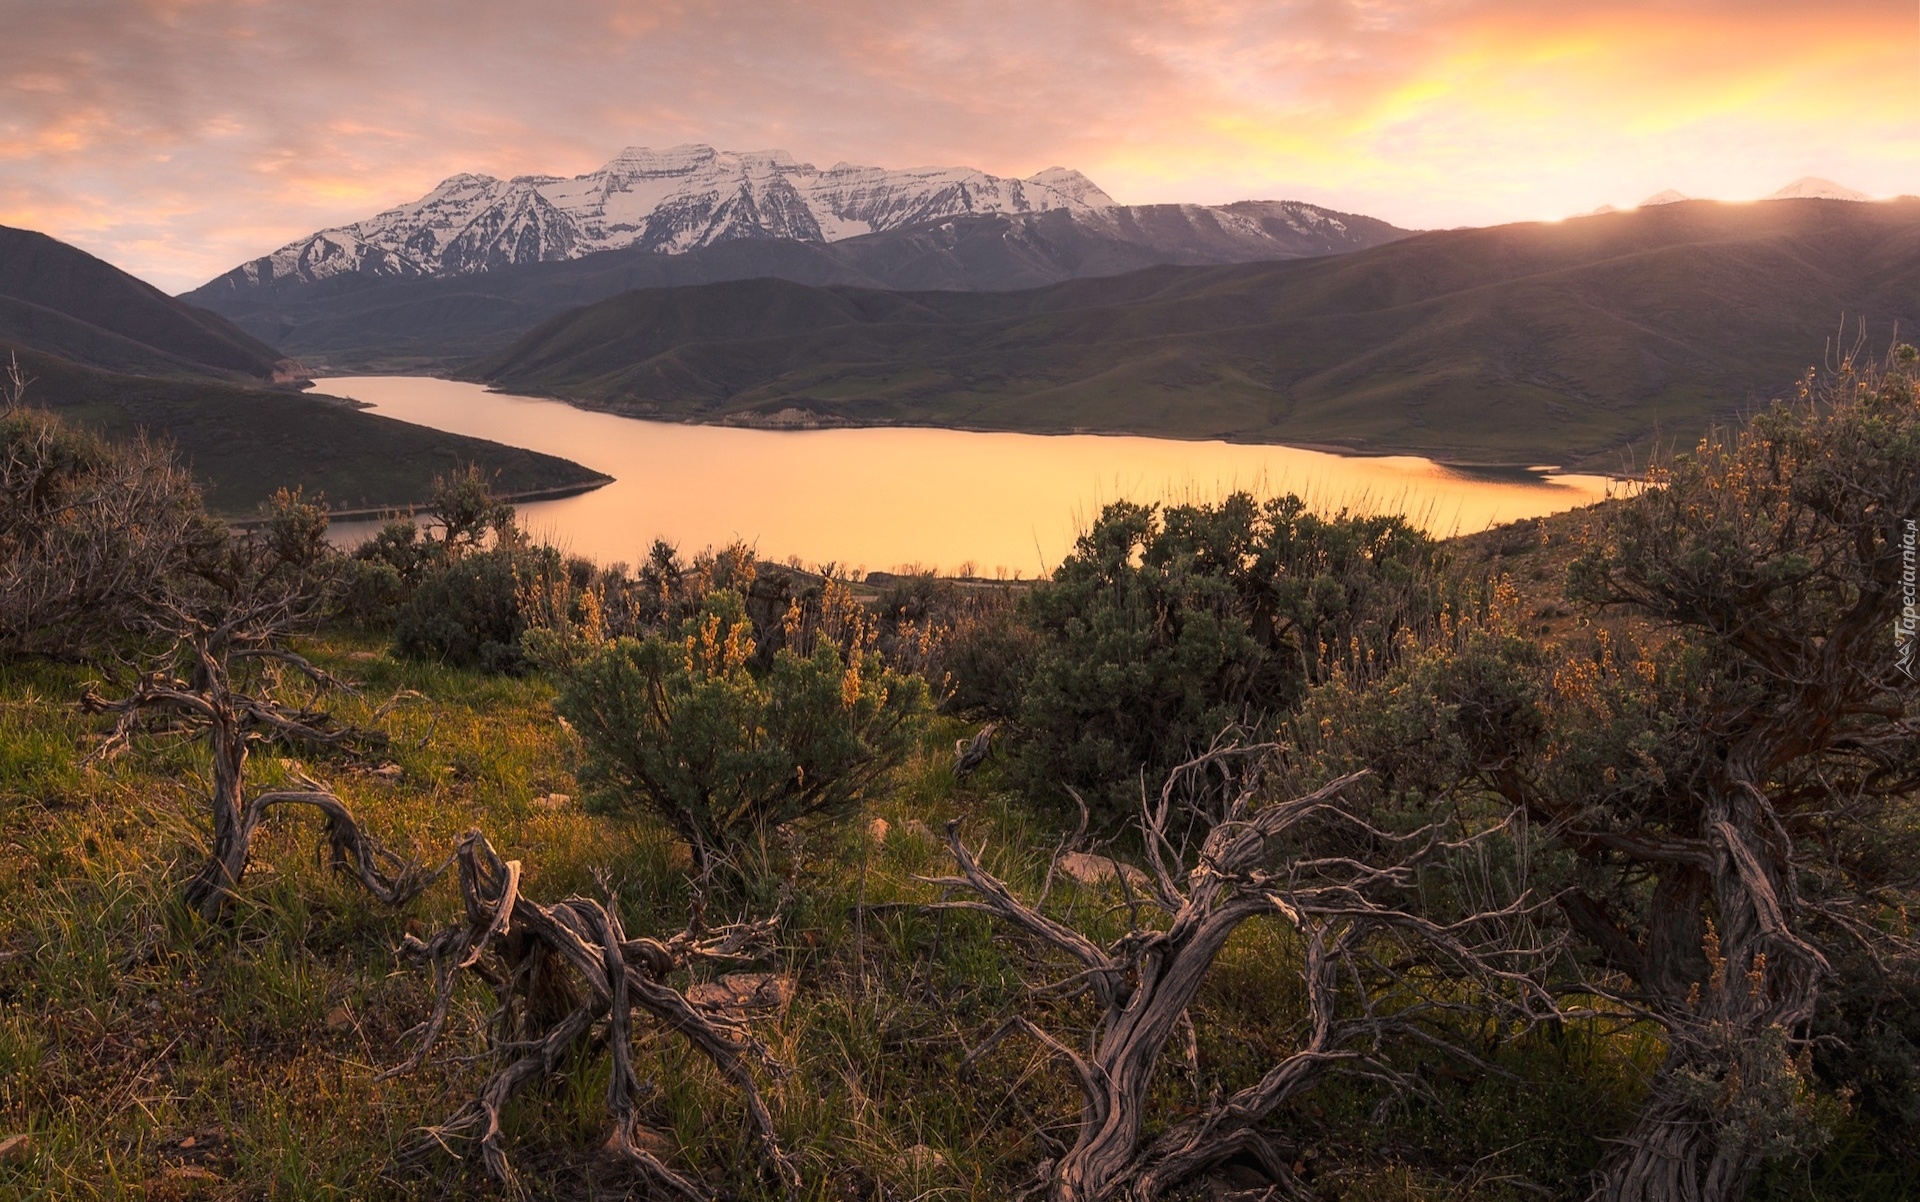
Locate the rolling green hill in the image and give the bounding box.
[0,224,294,381]
[8,348,609,516]
[0,224,610,513]
[472,199,1920,468]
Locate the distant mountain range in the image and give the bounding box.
[1638,177,1875,208]
[191,144,1414,306]
[185,145,1417,369]
[465,197,1920,470]
[190,201,1415,368]
[0,224,606,513]
[203,146,1115,289]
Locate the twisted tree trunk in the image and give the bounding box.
[932,753,1554,1202]
[1595,768,1828,1202]
[84,645,427,920]
[395,831,798,1199]
[182,695,251,917]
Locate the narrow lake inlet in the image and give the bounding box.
[321,375,1620,575]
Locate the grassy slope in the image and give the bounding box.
[6,348,611,517]
[0,523,1908,1199]
[472,199,1920,469]
[0,297,263,383]
[0,630,1667,1202]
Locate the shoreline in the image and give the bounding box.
[225,475,616,526]
[391,375,1643,482]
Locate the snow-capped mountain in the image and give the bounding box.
[1764,177,1869,202]
[188,198,1416,360]
[209,145,1121,290]
[1632,179,1874,209]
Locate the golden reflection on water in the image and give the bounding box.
[321,376,1620,576]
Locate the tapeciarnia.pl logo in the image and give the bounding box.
[1899,519,1918,680]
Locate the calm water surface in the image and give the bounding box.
[323,375,1619,576]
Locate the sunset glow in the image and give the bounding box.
[5,0,1918,291]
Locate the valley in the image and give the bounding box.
[6,97,1920,1202]
[462,198,1920,469]
[0,223,609,515]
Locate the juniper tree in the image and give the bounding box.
[1453,354,1920,1201]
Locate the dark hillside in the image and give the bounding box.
[0,225,609,512]
[5,347,608,515]
[0,225,292,381]
[470,199,1920,467]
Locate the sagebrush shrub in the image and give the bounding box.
[1010,492,1444,822]
[554,590,929,877]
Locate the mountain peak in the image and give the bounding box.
[1765,176,1869,202]
[1025,166,1117,208]
[1639,189,1692,207]
[204,144,1128,290]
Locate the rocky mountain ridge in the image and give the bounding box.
[198,145,1126,293]
[190,144,1416,307]
[188,202,1415,367]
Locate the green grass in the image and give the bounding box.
[0,625,1905,1199]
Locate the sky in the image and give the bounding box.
[5,0,1920,294]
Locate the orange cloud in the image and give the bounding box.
[2,0,1917,291]
[1086,3,1920,220]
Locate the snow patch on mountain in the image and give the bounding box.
[1764,177,1870,202]
[218,145,1125,289]
[1629,179,1874,210]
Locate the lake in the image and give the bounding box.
[321,375,1620,576]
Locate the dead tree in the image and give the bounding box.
[77,491,429,919]
[81,639,430,917]
[3,351,31,411]
[929,745,1558,1202]
[392,830,799,1199]
[952,721,997,779]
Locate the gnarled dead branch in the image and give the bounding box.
[80,623,404,919]
[952,722,997,779]
[393,830,798,1200]
[928,744,1560,1202]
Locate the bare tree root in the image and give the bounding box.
[394,830,798,1200]
[232,779,448,906]
[952,722,997,779]
[80,641,410,920]
[929,745,1561,1202]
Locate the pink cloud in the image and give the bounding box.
[1,0,1915,292]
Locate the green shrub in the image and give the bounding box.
[360,466,580,670]
[554,590,929,878]
[392,542,563,673]
[1010,492,1443,821]
[872,571,1033,711]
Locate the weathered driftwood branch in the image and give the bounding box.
[80,641,414,919]
[394,830,797,1200]
[928,745,1559,1202]
[952,722,997,779]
